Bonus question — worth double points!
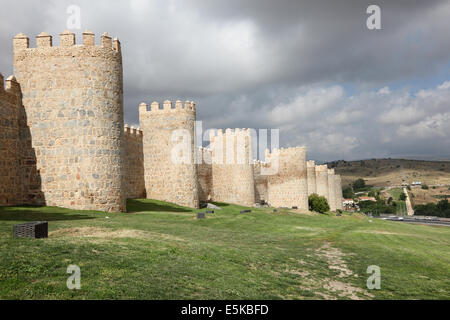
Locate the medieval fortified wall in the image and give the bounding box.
[209,128,255,206]
[0,74,22,205]
[0,30,343,212]
[13,30,126,212]
[139,100,199,208]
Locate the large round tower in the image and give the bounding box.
[267,147,308,209]
[13,30,125,212]
[327,169,337,211]
[306,160,317,196]
[139,100,199,208]
[315,164,329,201]
[210,128,255,206]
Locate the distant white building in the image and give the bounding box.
[411,181,422,186]
[343,199,354,206]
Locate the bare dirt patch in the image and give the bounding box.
[49,227,186,242]
[353,230,410,236]
[314,242,374,299]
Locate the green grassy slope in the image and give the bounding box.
[0,200,449,299]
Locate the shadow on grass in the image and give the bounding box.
[127,199,193,213]
[0,206,95,222]
[210,202,230,208]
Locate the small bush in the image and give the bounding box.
[308,193,330,214]
[422,184,429,190]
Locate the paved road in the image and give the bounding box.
[377,216,450,227]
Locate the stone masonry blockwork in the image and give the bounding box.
[139,101,199,208]
[1,30,344,213]
[267,147,308,209]
[13,31,126,212]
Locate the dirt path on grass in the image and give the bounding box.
[314,242,374,299]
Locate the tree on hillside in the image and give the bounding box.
[342,187,354,199]
[308,194,330,214]
[352,178,366,191]
[399,193,407,201]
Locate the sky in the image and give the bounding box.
[1,0,449,162]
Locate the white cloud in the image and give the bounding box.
[378,86,390,95]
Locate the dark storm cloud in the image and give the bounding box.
[0,0,449,161]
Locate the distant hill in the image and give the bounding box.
[327,158,450,188]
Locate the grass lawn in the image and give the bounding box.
[388,188,404,201]
[0,199,449,299]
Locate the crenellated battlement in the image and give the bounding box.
[139,100,196,115]
[124,124,143,139]
[196,146,212,164]
[315,164,329,172]
[209,127,252,142]
[13,30,121,55]
[253,160,271,172]
[307,160,316,168]
[0,73,22,102]
[210,128,253,165]
[265,146,307,164]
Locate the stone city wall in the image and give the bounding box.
[0,74,22,206]
[210,128,255,206]
[307,160,316,196]
[139,100,199,208]
[327,168,337,211]
[253,160,269,203]
[196,146,213,202]
[334,174,343,210]
[124,125,145,199]
[13,30,126,212]
[315,164,329,201]
[266,147,308,209]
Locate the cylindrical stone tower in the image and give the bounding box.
[327,169,336,211]
[210,128,255,206]
[315,164,329,201]
[139,100,199,208]
[306,160,316,196]
[267,147,308,209]
[13,30,126,212]
[334,174,343,210]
